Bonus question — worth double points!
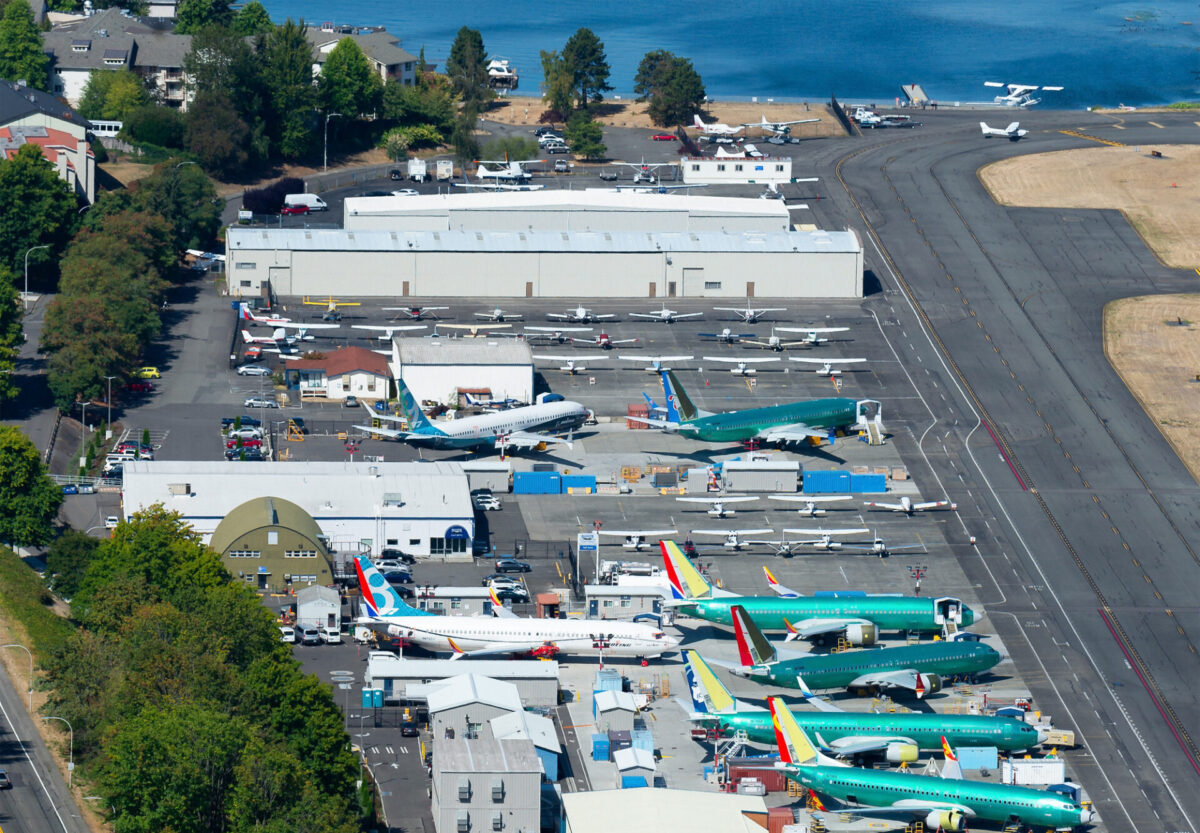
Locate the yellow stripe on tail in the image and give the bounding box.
[662,540,714,599]
[686,651,735,713]
[769,696,818,766]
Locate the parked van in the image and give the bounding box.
[282,193,328,212]
[320,625,343,644]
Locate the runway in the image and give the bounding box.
[811,109,1200,831]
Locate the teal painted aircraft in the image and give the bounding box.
[728,604,999,695]
[661,541,976,642]
[767,697,1093,831]
[683,651,1043,761]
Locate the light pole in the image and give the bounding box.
[77,400,89,466]
[324,112,343,172]
[23,244,50,311]
[103,375,117,438]
[1,644,33,712]
[42,715,73,787]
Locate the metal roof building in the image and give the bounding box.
[390,337,533,407]
[490,711,561,781]
[562,788,768,833]
[121,461,474,559]
[426,674,523,743]
[365,655,560,708]
[208,496,333,594]
[224,224,862,299]
[432,736,541,833]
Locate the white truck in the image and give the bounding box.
[436,159,453,180]
[407,158,428,182]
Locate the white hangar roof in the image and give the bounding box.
[227,226,859,255]
[396,338,532,366]
[121,461,473,525]
[345,189,791,217]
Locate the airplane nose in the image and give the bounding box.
[1036,726,1051,745]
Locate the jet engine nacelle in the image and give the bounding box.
[917,673,943,697]
[843,623,877,646]
[925,810,966,831]
[885,742,919,764]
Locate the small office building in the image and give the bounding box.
[295,585,341,629]
[584,585,667,618]
[432,736,542,833]
[680,154,794,185]
[427,674,523,742]
[722,460,801,492]
[285,345,392,401]
[365,656,560,708]
[490,711,561,781]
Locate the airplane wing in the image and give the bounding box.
[495,431,573,450]
[569,337,596,345]
[352,324,427,332]
[760,423,829,445]
[619,354,693,364]
[775,327,849,335]
[525,326,593,333]
[449,640,547,659]
[704,356,781,364]
[593,313,617,320]
[823,735,919,757]
[762,566,800,598]
[782,528,870,537]
[785,617,877,641]
[848,668,938,698]
[788,357,867,365]
[627,313,658,320]
[533,354,608,362]
[814,799,974,824]
[475,312,523,320]
[598,529,677,537]
[441,323,512,331]
[770,495,853,504]
[610,338,640,345]
[913,500,952,511]
[624,415,695,430]
[546,312,570,320]
[673,312,704,319]
[677,496,758,505]
[691,528,773,537]
[278,322,342,330]
[353,423,417,440]
[863,501,904,511]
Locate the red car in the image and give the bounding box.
[652,133,676,141]
[280,204,309,215]
[126,381,154,392]
[226,438,263,449]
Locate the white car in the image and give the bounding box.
[237,364,271,376]
[320,625,343,644]
[279,626,296,643]
[227,427,263,440]
[104,515,119,529]
[243,396,278,408]
[538,133,564,145]
[392,189,419,197]
[473,495,502,511]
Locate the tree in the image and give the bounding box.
[445,26,488,105]
[129,159,220,251]
[174,0,232,34]
[564,109,606,159]
[103,71,151,119]
[262,19,317,160]
[381,80,454,134]
[184,90,251,176]
[0,271,19,405]
[121,104,185,148]
[450,104,479,166]
[0,426,62,547]
[539,50,573,119]
[318,37,381,117]
[634,51,706,127]
[78,70,117,120]
[45,529,100,599]
[0,143,78,281]
[230,0,271,36]
[561,28,611,108]
[0,0,50,91]
[183,23,269,163]
[381,129,409,162]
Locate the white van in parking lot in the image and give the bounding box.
[283,193,328,212]
[320,625,342,644]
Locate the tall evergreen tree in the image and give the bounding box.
[0,0,50,91]
[0,426,62,547]
[174,0,233,34]
[562,27,611,108]
[262,19,317,159]
[319,37,381,117]
[446,26,488,105]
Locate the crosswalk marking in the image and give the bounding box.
[369,746,379,755]
[399,746,410,754]
[1148,121,1165,128]
[385,746,394,755]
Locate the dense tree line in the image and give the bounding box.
[0,426,62,548]
[41,507,361,832]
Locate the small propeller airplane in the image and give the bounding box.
[702,356,780,376]
[712,300,787,323]
[598,529,678,550]
[548,306,615,324]
[746,535,821,559]
[438,323,513,337]
[618,355,693,372]
[863,496,956,516]
[698,328,757,344]
[690,528,775,551]
[571,332,639,350]
[788,356,867,377]
[351,324,427,340]
[475,308,523,322]
[474,158,538,182]
[743,328,817,352]
[984,81,1063,108]
[842,535,928,558]
[692,114,745,136]
[241,328,286,345]
[774,325,850,345]
[383,305,449,320]
[779,527,872,551]
[768,494,854,517]
[532,354,607,375]
[676,496,759,517]
[746,114,821,139]
[274,321,342,341]
[630,304,704,324]
[521,326,593,343]
[980,121,1028,140]
[302,296,361,312]
[609,158,676,184]
[238,303,291,326]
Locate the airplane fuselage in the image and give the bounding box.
[682,397,858,443]
[677,594,976,633]
[409,401,588,449]
[785,765,1089,830]
[744,642,999,690]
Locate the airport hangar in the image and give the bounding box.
[224,191,863,299]
[121,460,475,559]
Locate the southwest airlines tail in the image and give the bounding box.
[355,556,431,617]
[660,540,715,599]
[732,604,777,666]
[660,370,699,421]
[685,651,736,714]
[396,378,435,432]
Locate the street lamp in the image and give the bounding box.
[76,400,89,465]
[324,112,343,172]
[41,715,73,787]
[23,244,50,311]
[1,644,33,712]
[103,375,117,438]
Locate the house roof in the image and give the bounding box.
[306,27,417,67]
[489,710,561,754]
[286,345,390,377]
[0,80,89,128]
[594,690,637,714]
[425,674,523,715]
[43,8,191,71]
[612,746,655,772]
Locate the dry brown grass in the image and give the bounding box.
[485,95,845,138]
[978,144,1200,269]
[1104,295,1200,482]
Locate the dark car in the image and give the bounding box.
[494,557,531,573]
[361,190,394,197]
[400,721,419,737]
[383,570,414,585]
[389,168,403,180]
[126,380,154,392]
[0,768,10,788]
[533,126,556,136]
[380,548,416,565]
[226,448,265,460]
[394,584,415,599]
[299,627,322,645]
[545,144,569,154]
[598,171,618,181]
[221,415,262,428]
[492,587,530,603]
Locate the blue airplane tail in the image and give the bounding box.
[355,556,431,617]
[684,661,707,713]
[396,378,436,433]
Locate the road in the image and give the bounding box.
[814,108,1200,832]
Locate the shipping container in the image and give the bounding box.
[562,474,597,492]
[513,471,562,495]
[802,469,851,494]
[652,471,678,488]
[608,729,632,752]
[626,403,650,430]
[727,764,787,793]
[595,668,623,692]
[620,775,648,789]
[1001,758,1065,786]
[769,806,794,833]
[591,734,610,762]
[848,473,886,493]
[631,729,654,753]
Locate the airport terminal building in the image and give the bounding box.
[225,192,863,299]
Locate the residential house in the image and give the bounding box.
[43,9,191,110]
[306,24,417,86]
[0,79,93,202]
[284,345,391,402]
